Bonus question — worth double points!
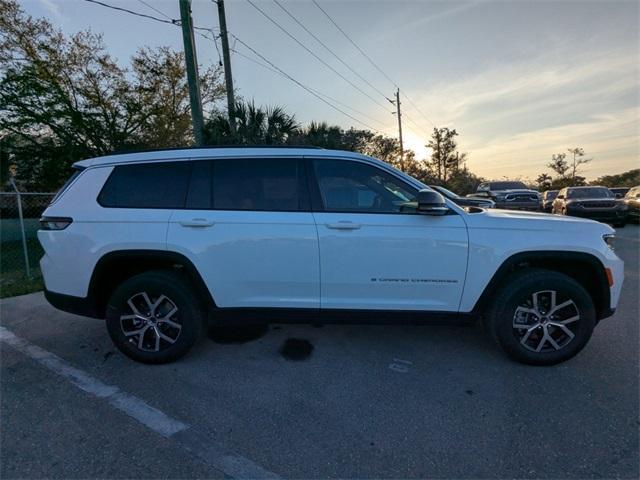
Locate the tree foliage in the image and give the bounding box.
[591,169,640,188]
[425,127,466,182]
[0,0,224,190]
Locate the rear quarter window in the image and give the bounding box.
[98,161,191,208]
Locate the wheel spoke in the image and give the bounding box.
[157,330,177,344]
[158,318,182,330]
[520,326,536,346]
[546,333,561,350]
[535,331,547,352]
[124,325,149,337]
[140,292,154,313]
[549,322,575,340]
[560,315,580,325]
[127,299,144,317]
[137,328,147,349]
[153,327,161,351]
[150,294,168,314]
[550,299,573,315]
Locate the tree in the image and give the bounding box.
[426,127,466,182]
[204,100,299,145]
[566,147,591,183]
[592,169,640,187]
[547,153,569,179]
[536,172,553,190]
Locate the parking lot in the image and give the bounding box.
[1,225,638,479]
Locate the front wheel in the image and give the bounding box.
[485,269,596,365]
[106,270,205,364]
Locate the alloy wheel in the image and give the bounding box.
[120,292,182,352]
[512,290,580,353]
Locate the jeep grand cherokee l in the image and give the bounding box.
[552,186,628,227]
[468,181,540,210]
[39,147,623,365]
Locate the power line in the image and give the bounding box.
[135,0,172,20]
[271,0,393,103]
[312,0,397,88]
[312,0,437,130]
[244,0,393,114]
[230,34,382,132]
[231,47,386,128]
[82,0,176,25]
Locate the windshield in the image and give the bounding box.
[489,181,528,190]
[543,190,558,200]
[567,188,614,199]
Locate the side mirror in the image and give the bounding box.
[557,195,564,199]
[417,189,448,215]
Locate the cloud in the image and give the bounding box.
[39,0,62,19]
[401,47,639,179]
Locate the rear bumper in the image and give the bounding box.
[44,288,101,319]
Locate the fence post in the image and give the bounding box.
[10,177,31,279]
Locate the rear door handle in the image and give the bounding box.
[179,218,215,228]
[326,222,361,230]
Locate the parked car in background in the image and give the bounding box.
[609,187,630,198]
[552,186,627,227]
[430,185,495,209]
[467,181,540,210]
[623,186,640,223]
[541,190,558,212]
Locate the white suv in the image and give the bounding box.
[39,147,624,365]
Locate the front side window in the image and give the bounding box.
[312,159,417,213]
[98,161,191,208]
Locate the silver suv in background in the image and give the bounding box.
[468,181,540,210]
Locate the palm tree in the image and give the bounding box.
[204,100,299,145]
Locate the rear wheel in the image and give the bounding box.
[106,270,205,364]
[485,269,596,365]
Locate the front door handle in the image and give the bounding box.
[326,222,361,230]
[179,218,215,228]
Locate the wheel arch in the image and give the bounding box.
[88,249,216,318]
[472,251,611,320]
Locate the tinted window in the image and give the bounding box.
[186,160,212,209]
[566,188,614,199]
[210,158,305,211]
[313,160,417,213]
[489,181,528,190]
[543,190,558,200]
[99,161,191,208]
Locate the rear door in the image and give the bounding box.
[308,157,468,312]
[167,157,320,309]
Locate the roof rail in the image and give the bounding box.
[103,144,325,157]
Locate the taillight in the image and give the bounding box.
[39,216,73,230]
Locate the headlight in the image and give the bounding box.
[603,233,615,250]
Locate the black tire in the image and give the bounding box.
[106,270,205,364]
[485,269,596,366]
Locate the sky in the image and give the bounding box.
[23,0,640,181]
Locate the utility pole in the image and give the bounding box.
[215,0,236,134]
[179,0,205,145]
[394,88,404,171]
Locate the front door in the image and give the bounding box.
[309,158,468,312]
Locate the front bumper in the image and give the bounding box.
[566,208,627,223]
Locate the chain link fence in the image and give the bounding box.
[1,188,55,297]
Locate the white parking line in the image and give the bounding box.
[0,326,280,479]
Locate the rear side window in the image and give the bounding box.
[185,158,307,211]
[98,161,191,208]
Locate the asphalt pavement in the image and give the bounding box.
[1,225,638,479]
